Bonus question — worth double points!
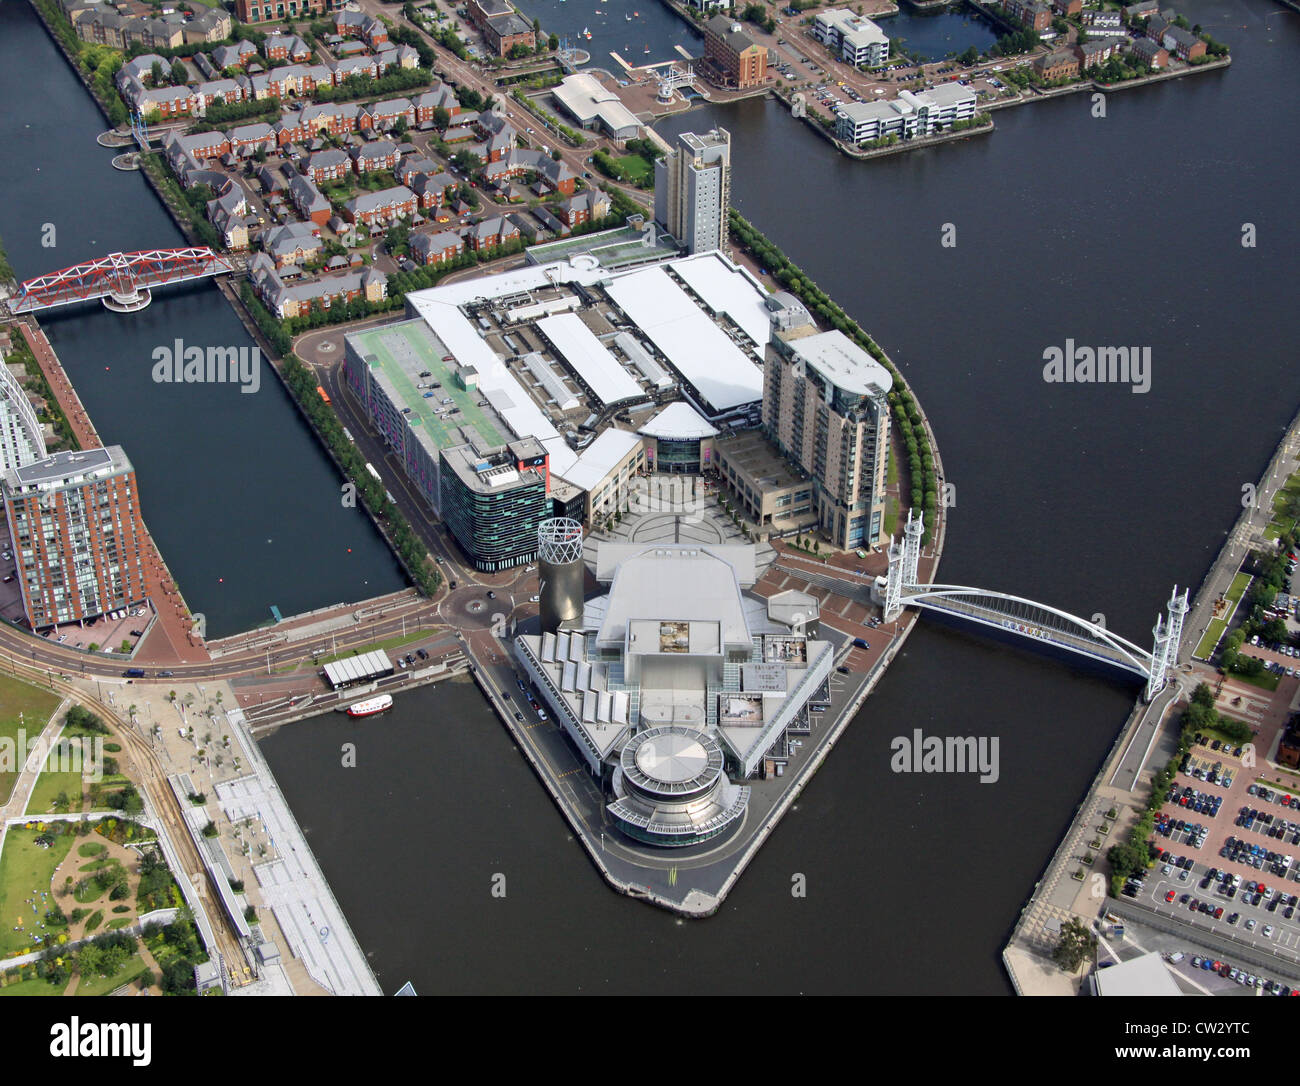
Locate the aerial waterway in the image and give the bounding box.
[0,2,406,639]
[264,0,1300,995]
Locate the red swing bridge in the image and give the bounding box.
[8,247,238,314]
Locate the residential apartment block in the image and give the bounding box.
[653,127,730,255]
[0,363,47,475]
[1,447,149,629]
[761,330,893,550]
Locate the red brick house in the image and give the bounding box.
[411,230,465,266]
[351,140,400,175]
[343,186,417,227]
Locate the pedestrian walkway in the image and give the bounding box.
[214,707,381,996]
[15,320,208,666]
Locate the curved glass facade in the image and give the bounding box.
[653,436,703,474]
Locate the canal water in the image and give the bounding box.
[7,0,1300,993]
[514,0,702,67]
[272,0,1300,995]
[879,6,1001,62]
[0,3,406,638]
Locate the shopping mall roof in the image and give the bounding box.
[671,252,773,349]
[556,427,643,493]
[637,401,719,441]
[603,264,764,414]
[536,312,644,408]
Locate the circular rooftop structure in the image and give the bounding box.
[609,727,749,849]
[635,731,709,784]
[538,517,584,565]
[620,726,725,802]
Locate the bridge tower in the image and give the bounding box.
[130,108,149,152]
[881,536,904,622]
[902,509,924,588]
[1145,585,1190,701]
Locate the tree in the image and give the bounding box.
[150,60,165,88]
[1052,918,1097,973]
[1263,618,1289,644]
[1106,840,1146,880]
[170,58,187,86]
[385,220,411,257]
[432,106,451,131]
[548,32,558,51]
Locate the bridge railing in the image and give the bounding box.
[914,593,1150,676]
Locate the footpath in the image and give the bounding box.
[1003,405,1300,994]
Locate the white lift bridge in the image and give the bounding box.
[876,511,1188,702]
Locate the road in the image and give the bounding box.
[357,0,652,213]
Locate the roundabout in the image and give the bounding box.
[438,585,512,631]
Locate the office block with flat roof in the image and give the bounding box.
[439,438,550,571]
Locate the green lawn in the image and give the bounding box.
[1195,618,1227,659]
[0,972,65,996]
[0,675,61,806]
[0,827,77,958]
[611,153,654,185]
[1230,668,1280,692]
[1195,572,1254,658]
[883,495,899,539]
[76,950,149,997]
[25,723,116,817]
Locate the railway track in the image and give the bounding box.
[10,661,250,983]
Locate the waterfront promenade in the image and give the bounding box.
[10,319,209,666]
[1003,404,1300,994]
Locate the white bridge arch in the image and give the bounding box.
[878,511,1187,702]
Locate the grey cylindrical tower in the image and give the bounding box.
[538,518,584,633]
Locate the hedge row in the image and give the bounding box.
[728,210,936,543]
[240,291,441,597]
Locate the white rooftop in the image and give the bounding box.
[638,401,719,441]
[604,263,764,413]
[555,427,643,493]
[671,251,774,350]
[553,73,641,135]
[596,546,752,651]
[1093,953,1183,997]
[790,330,893,398]
[537,312,643,408]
